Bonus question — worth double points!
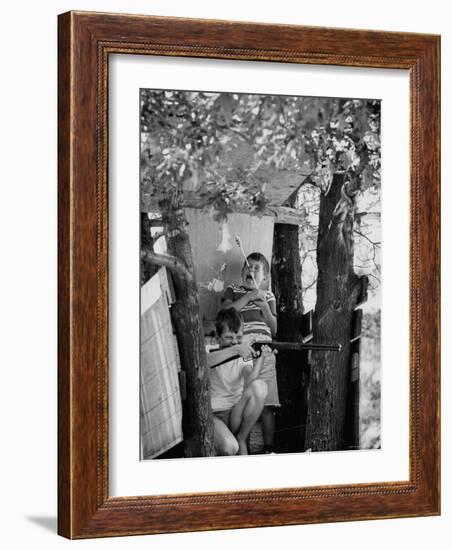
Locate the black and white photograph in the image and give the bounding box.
[139,89,381,460]
[1,0,445,546]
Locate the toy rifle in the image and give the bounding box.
[208,340,341,368]
[252,340,341,354]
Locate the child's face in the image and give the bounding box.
[241,259,267,290]
[218,327,243,348]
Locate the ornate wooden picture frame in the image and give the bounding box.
[58,11,440,539]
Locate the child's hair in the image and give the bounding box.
[216,308,243,337]
[244,252,270,276]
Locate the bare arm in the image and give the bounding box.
[206,343,256,368]
[250,290,277,336]
[255,299,277,336]
[223,288,264,313]
[221,285,253,312]
[222,294,251,312]
[222,288,277,336]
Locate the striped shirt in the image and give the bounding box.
[222,283,276,338]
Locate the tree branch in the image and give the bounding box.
[298,176,317,189]
[148,218,165,227]
[366,273,381,288]
[141,248,193,282]
[354,229,381,247]
[302,278,318,293]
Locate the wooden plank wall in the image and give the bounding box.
[140,269,183,459]
[185,209,274,327]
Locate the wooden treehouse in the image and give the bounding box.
[140,168,367,458]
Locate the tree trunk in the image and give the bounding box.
[272,195,307,453]
[140,212,158,286]
[162,201,215,457]
[305,173,361,451]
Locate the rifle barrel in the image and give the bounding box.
[208,341,341,368]
[253,341,342,352]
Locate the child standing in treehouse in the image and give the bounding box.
[222,252,280,453]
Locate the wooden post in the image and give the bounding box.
[344,277,368,450]
[344,310,362,450]
[299,311,313,450]
[271,191,307,453]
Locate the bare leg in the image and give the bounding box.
[213,417,239,456]
[230,380,267,455]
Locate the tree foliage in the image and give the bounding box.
[141,90,381,223]
[140,89,382,452]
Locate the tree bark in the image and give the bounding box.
[304,172,361,451]
[272,194,307,453]
[140,212,158,286]
[158,200,215,457]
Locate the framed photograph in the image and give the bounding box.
[58,11,440,538]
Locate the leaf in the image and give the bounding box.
[213,94,235,127]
